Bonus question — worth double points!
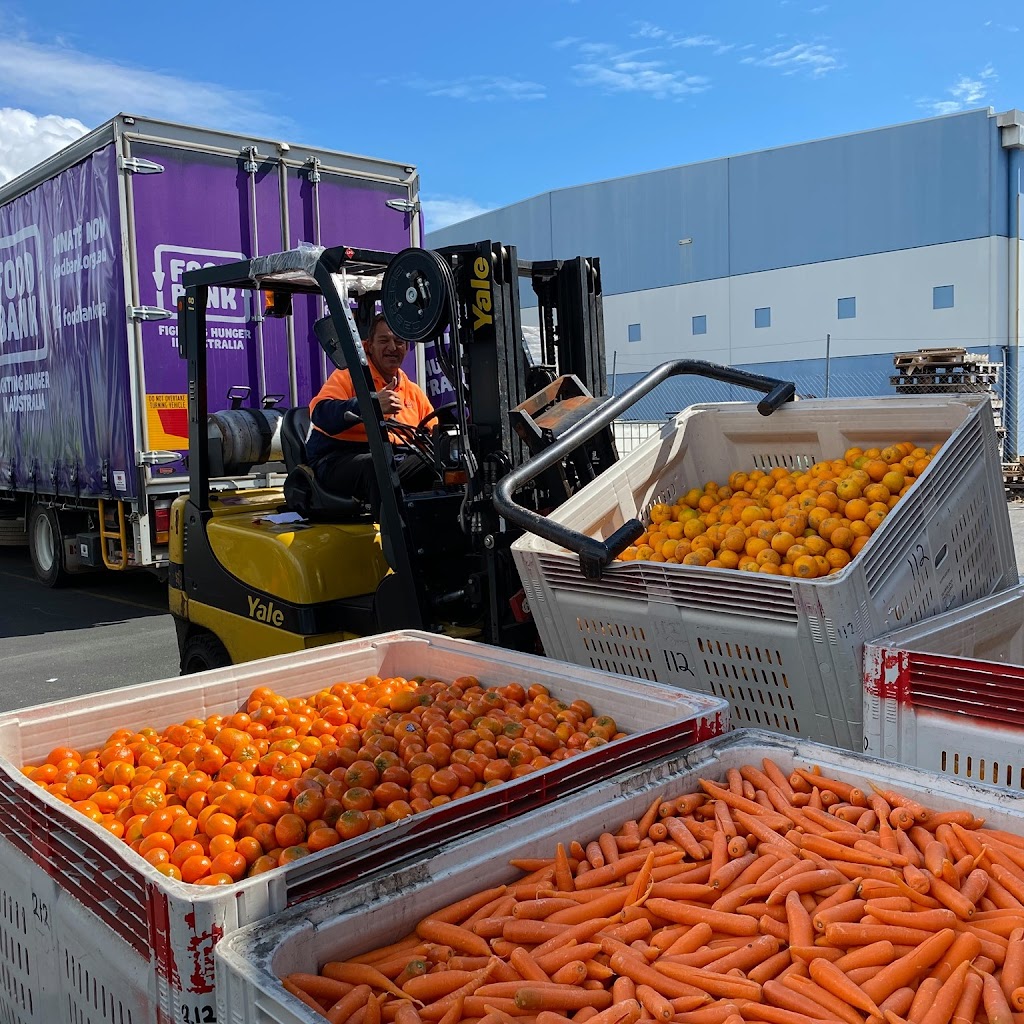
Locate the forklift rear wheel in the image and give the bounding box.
[180,631,232,675]
[28,505,66,588]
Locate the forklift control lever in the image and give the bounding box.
[493,359,796,581]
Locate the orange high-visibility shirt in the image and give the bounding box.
[308,365,434,445]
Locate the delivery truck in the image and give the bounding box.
[0,112,421,585]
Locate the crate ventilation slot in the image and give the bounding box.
[64,950,134,1024]
[940,750,1024,791]
[576,619,658,680]
[697,637,798,732]
[750,452,816,471]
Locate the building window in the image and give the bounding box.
[754,307,771,329]
[627,323,642,343]
[692,315,707,335]
[933,285,954,310]
[837,297,856,319]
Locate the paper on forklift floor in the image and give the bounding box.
[215,728,1024,1024]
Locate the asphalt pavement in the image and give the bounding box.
[0,547,179,710]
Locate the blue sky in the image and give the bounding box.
[0,1,1020,232]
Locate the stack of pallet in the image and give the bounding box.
[891,346,1008,465]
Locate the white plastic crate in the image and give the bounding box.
[864,584,1024,793]
[512,394,1016,751]
[214,728,1024,1024]
[0,630,727,1024]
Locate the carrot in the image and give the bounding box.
[812,898,866,932]
[1012,985,1024,1011]
[415,920,492,958]
[705,935,780,974]
[393,1004,424,1024]
[510,947,550,984]
[866,907,958,931]
[656,962,761,1001]
[514,986,611,1013]
[766,869,844,905]
[502,919,570,945]
[833,941,899,973]
[662,922,715,958]
[867,988,916,1024]
[635,984,675,1021]
[403,973,474,1003]
[860,929,957,1004]
[644,898,758,936]
[607,950,705,1000]
[808,956,883,1016]
[999,927,1024,1002]
[949,972,984,1024]
[574,852,649,890]
[905,975,942,1023]
[981,970,1014,1024]
[917,959,969,1024]
[427,886,509,927]
[926,875,975,921]
[929,931,983,984]
[554,844,575,893]
[824,923,937,947]
[781,975,864,1024]
[283,976,332,1018]
[323,962,420,1003]
[638,798,663,840]
[548,890,629,924]
[793,768,866,804]
[327,985,375,1024]
[597,833,618,866]
[575,999,641,1024]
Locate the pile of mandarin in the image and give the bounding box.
[616,441,941,578]
[21,675,621,886]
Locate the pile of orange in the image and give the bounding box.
[21,675,621,885]
[616,441,940,578]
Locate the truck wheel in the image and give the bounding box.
[27,505,66,587]
[180,631,232,675]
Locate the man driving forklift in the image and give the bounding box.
[307,313,436,513]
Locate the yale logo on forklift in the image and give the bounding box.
[471,256,492,330]
[247,594,284,627]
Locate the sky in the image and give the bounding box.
[0,1,1020,233]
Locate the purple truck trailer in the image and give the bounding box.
[0,113,421,585]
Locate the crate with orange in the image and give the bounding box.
[512,394,1016,751]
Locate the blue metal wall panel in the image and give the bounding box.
[427,109,1008,300]
[547,161,730,291]
[727,110,998,276]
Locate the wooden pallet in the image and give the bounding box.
[893,347,996,371]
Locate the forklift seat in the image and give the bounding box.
[280,407,368,520]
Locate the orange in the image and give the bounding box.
[744,537,769,558]
[791,555,819,579]
[835,478,862,502]
[829,527,854,551]
[844,498,869,522]
[863,484,890,505]
[851,536,870,556]
[865,509,887,531]
[881,470,905,494]
[804,536,829,557]
[180,855,213,883]
[771,532,796,556]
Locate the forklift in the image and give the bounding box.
[169,240,795,672]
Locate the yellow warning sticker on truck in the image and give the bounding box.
[146,393,188,449]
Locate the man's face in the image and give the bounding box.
[363,322,409,378]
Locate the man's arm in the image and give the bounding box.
[310,396,361,434]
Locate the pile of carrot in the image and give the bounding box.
[281,760,1024,1024]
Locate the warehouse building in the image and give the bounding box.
[426,107,1024,453]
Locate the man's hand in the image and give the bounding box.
[374,377,402,416]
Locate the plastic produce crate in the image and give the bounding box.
[214,728,1024,1024]
[864,584,1024,792]
[0,630,727,1024]
[512,394,1016,751]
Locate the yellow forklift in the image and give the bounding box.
[169,241,794,671]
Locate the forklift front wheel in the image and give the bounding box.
[180,630,232,675]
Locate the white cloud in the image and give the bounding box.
[573,59,710,99]
[414,75,545,102]
[421,195,493,233]
[0,37,287,134]
[920,65,997,115]
[632,22,722,49]
[741,41,842,77]
[0,108,88,184]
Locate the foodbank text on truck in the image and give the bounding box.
[0,113,421,586]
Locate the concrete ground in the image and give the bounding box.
[1,501,1024,714]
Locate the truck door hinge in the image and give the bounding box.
[119,156,165,175]
[307,157,321,184]
[385,198,420,214]
[137,451,183,467]
[241,146,260,174]
[129,305,173,322]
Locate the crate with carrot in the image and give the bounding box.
[216,730,1024,1024]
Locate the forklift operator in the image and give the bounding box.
[306,313,436,513]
